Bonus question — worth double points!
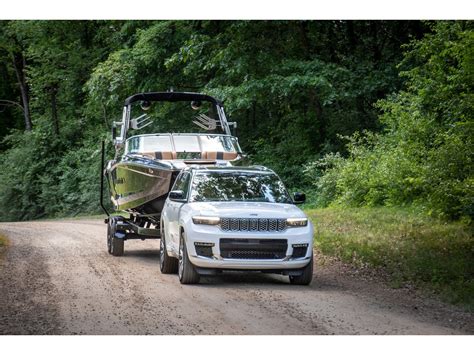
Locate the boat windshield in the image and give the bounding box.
[125,134,241,156]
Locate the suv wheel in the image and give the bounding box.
[178,233,200,284]
[289,253,313,285]
[160,233,178,274]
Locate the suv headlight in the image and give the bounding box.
[192,216,221,225]
[286,217,308,227]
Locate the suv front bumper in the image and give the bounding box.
[184,222,313,271]
[189,254,312,270]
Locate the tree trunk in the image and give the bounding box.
[327,21,337,62]
[309,89,325,147]
[251,101,257,130]
[11,52,32,131]
[370,22,382,63]
[346,21,356,51]
[298,21,311,60]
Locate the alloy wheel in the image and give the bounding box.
[178,237,184,279]
[159,237,164,269]
[107,233,111,252]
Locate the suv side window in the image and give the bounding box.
[173,172,191,198]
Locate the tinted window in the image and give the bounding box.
[190,172,291,203]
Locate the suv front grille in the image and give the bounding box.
[220,218,287,232]
[220,238,287,259]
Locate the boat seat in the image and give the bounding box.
[202,151,239,161]
[141,151,177,160]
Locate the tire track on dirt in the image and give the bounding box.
[0,219,472,335]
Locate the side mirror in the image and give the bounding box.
[293,192,306,205]
[169,190,186,202]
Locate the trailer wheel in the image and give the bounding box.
[289,252,313,285]
[111,235,124,256]
[107,220,113,254]
[107,217,117,254]
[108,217,124,257]
[159,233,178,274]
[178,233,200,284]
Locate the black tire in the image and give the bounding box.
[160,233,178,274]
[107,218,114,254]
[178,233,200,284]
[289,253,313,285]
[108,217,124,257]
[111,236,124,256]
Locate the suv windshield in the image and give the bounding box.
[190,171,292,203]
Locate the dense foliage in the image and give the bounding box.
[0,20,472,222]
[305,22,473,220]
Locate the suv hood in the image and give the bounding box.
[189,201,306,219]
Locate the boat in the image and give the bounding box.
[103,92,242,224]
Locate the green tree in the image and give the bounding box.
[310,21,473,220]
[0,20,432,221]
[0,21,33,132]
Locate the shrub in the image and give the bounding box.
[307,22,474,221]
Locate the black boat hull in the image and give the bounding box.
[106,155,180,217]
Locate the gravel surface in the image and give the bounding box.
[0,219,472,335]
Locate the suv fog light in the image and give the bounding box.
[292,243,309,258]
[194,242,215,247]
[286,217,308,227]
[194,242,214,258]
[192,216,220,225]
[292,243,309,248]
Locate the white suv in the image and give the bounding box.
[160,166,314,285]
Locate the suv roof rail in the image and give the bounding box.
[184,165,276,173]
[249,165,273,172]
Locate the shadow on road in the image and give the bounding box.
[118,247,343,293]
[197,272,345,293]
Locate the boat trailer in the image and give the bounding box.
[100,141,161,256]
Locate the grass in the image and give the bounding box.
[0,232,8,256]
[306,207,474,309]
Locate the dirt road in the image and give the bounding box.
[0,219,472,335]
